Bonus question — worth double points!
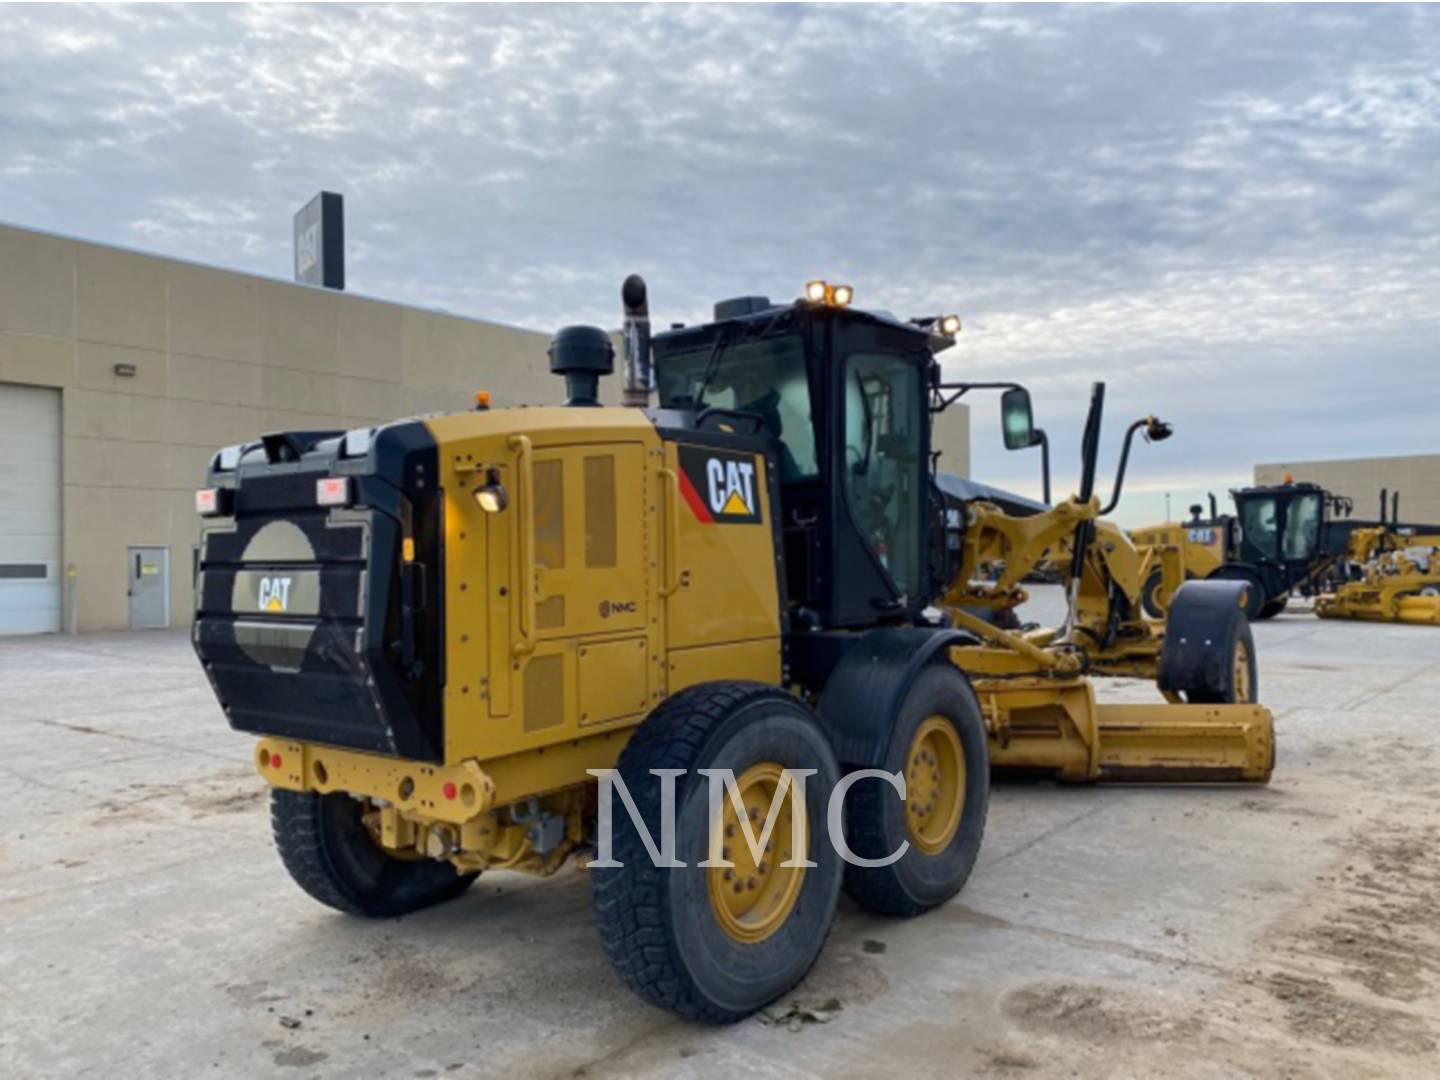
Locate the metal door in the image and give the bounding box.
[0,383,62,634]
[128,546,170,629]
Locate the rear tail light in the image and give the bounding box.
[195,487,233,517]
[316,476,352,507]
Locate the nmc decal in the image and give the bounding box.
[676,445,763,525]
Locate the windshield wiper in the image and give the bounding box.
[693,329,731,408]
[693,308,793,408]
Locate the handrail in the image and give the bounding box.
[508,434,536,657]
[659,466,684,598]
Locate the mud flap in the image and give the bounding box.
[1158,579,1250,700]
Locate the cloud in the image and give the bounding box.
[0,2,1435,525]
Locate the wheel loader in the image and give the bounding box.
[192,277,1274,1023]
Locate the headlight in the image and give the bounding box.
[474,482,508,513]
[804,279,828,303]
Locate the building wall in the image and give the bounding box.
[0,222,973,633]
[1255,454,1440,525]
[0,223,554,632]
[932,403,970,480]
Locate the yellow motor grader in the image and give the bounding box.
[1315,526,1440,624]
[192,277,1273,1023]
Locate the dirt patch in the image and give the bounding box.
[1283,825,1440,1004]
[1264,972,1433,1054]
[185,787,265,816]
[978,1046,1042,1074]
[1003,982,1199,1043]
[272,1045,328,1068]
[91,799,162,827]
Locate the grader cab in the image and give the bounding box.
[192,277,1274,1024]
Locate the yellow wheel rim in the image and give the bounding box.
[1234,639,1251,703]
[706,762,807,944]
[904,716,966,856]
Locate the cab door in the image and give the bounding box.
[830,342,929,626]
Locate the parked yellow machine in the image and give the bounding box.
[1315,527,1440,624]
[1129,506,1228,616]
[192,278,1274,1023]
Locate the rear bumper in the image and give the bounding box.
[255,737,495,825]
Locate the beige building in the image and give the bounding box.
[0,222,558,634]
[0,222,970,634]
[1255,454,1440,525]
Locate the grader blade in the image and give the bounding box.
[1089,703,1274,782]
[975,676,1274,784]
[1316,590,1440,625]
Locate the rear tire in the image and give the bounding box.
[590,682,843,1024]
[1256,595,1289,620]
[1141,571,1165,619]
[270,789,477,918]
[1210,566,1267,621]
[841,664,990,917]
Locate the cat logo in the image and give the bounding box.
[677,445,763,525]
[257,576,293,613]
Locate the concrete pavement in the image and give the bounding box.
[1,591,1436,1078]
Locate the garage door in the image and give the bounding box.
[0,383,62,634]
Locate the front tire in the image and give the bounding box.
[590,682,843,1023]
[270,789,477,917]
[1186,617,1258,705]
[841,663,990,917]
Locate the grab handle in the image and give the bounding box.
[508,435,536,657]
[660,466,684,598]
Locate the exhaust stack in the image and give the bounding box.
[621,274,653,408]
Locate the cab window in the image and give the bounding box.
[654,333,816,482]
[1282,493,1322,560]
[843,352,924,598]
[1240,497,1279,560]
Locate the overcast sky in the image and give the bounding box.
[3,3,1436,524]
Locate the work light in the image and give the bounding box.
[473,471,509,513]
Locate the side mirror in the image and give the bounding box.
[1000,387,1037,450]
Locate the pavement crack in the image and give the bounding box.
[989,795,1121,866]
[947,904,1234,978]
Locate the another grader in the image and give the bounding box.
[192,278,1274,1022]
[1314,526,1440,624]
[1136,483,1440,623]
